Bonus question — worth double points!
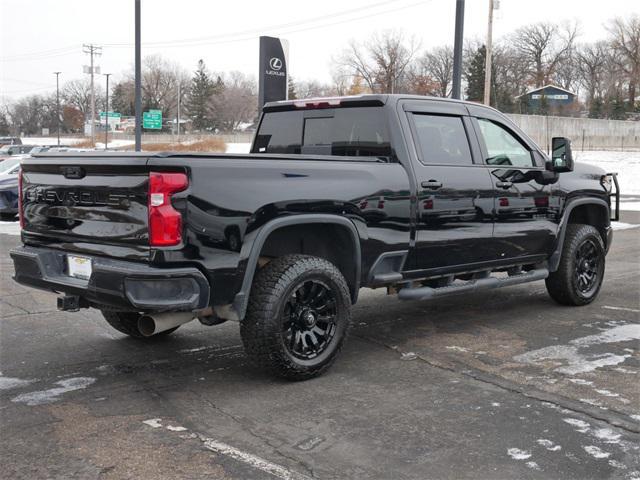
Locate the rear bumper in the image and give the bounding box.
[10,246,210,312]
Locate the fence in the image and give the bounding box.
[507,114,640,151]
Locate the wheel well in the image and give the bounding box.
[567,203,609,244]
[258,223,359,300]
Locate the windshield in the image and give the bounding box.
[0,156,22,175]
[252,107,393,161]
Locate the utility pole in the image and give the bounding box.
[104,73,111,150]
[483,0,495,106]
[83,44,102,144]
[53,72,61,146]
[451,0,465,100]
[135,0,142,151]
[177,83,181,143]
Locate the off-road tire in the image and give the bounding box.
[101,311,179,339]
[240,254,352,381]
[546,224,605,306]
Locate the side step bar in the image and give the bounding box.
[397,268,549,301]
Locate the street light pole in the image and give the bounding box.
[451,0,465,100]
[53,72,61,146]
[104,73,112,150]
[483,0,495,106]
[134,0,142,151]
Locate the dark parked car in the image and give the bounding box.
[0,144,35,161]
[0,137,22,146]
[0,156,22,220]
[11,95,619,379]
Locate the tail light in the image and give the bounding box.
[377,199,385,209]
[148,172,188,246]
[18,167,24,228]
[423,199,433,210]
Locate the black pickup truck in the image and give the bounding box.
[11,95,620,379]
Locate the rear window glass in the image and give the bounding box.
[253,107,393,160]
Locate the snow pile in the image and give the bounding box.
[575,150,640,196]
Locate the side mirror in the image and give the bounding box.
[549,137,574,173]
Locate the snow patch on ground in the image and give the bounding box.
[563,418,591,433]
[583,445,611,459]
[22,137,84,146]
[576,150,640,196]
[142,418,163,428]
[514,324,638,375]
[592,428,621,443]
[611,222,640,230]
[507,448,531,460]
[536,439,562,451]
[0,373,34,391]
[0,221,20,236]
[11,377,96,406]
[166,425,188,432]
[225,142,251,154]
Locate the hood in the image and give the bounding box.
[0,174,18,190]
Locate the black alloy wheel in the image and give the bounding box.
[282,279,338,360]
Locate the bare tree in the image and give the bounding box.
[209,72,257,131]
[338,31,419,93]
[419,45,453,97]
[511,21,578,87]
[576,42,609,108]
[140,55,190,117]
[62,79,102,117]
[607,15,640,105]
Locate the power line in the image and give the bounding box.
[1,46,80,62]
[102,0,427,49]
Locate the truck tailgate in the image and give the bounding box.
[20,156,151,260]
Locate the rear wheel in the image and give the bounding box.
[546,224,605,306]
[101,311,179,339]
[240,255,352,380]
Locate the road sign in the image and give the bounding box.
[99,111,121,126]
[99,111,121,119]
[143,110,162,129]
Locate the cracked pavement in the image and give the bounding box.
[1,213,639,479]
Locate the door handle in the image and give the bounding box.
[496,181,513,189]
[421,180,443,190]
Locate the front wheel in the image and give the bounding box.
[546,224,605,306]
[240,255,352,380]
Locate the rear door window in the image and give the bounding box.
[253,107,392,160]
[411,114,473,165]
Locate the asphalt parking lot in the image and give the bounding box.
[1,214,639,480]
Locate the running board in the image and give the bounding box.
[397,268,549,301]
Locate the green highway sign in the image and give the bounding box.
[143,109,162,129]
[99,111,121,119]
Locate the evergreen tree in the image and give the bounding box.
[186,60,216,131]
[610,95,626,120]
[589,97,604,118]
[465,45,486,102]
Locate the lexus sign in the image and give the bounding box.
[259,36,289,108]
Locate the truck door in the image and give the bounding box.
[471,116,557,261]
[403,109,497,273]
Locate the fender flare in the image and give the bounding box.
[232,214,362,320]
[549,198,610,272]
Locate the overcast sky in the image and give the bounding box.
[1,0,637,100]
